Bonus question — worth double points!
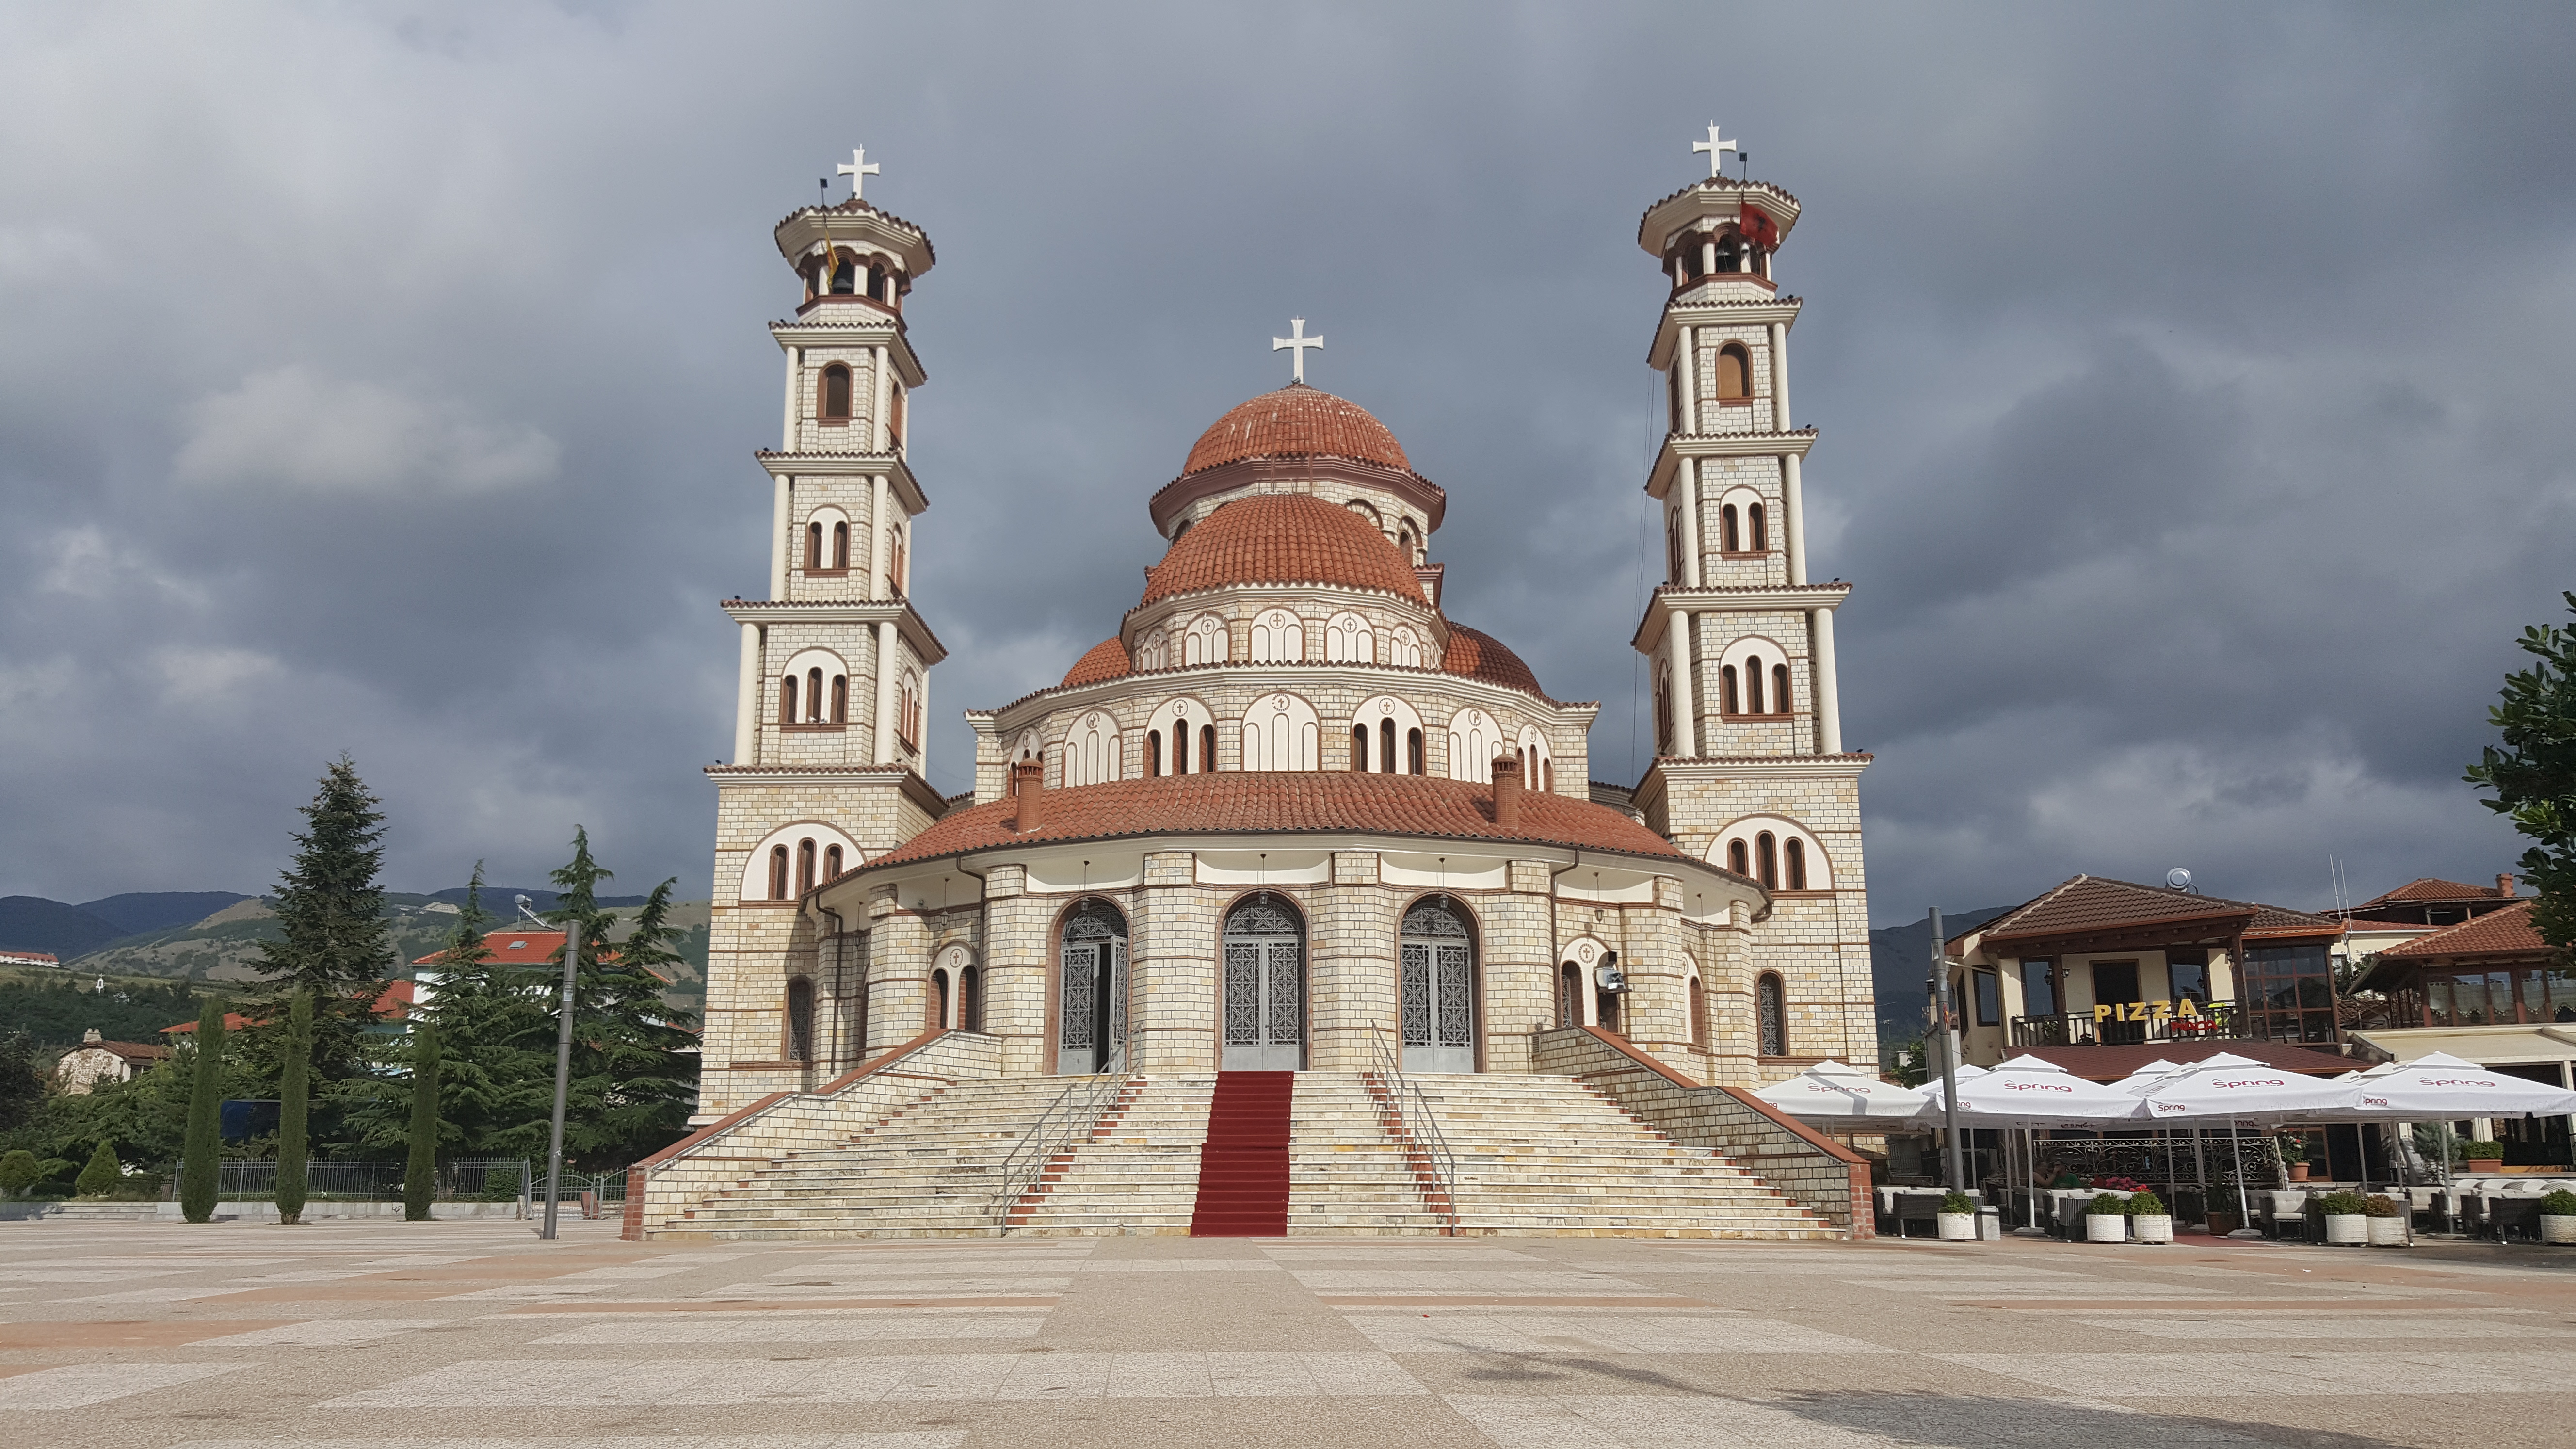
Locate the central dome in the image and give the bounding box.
[1183,383,1409,476]
[1142,493,1424,605]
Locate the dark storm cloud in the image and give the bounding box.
[0,3,2565,924]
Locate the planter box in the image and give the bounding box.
[2286,1163,2310,1182]
[2367,1216,2408,1247]
[2130,1213,2173,1244]
[2465,1159,2504,1174]
[2323,1213,2368,1246]
[1936,1211,1976,1241]
[2542,1214,2576,1246]
[2204,1210,2241,1236]
[2085,1213,2127,1243]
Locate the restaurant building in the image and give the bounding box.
[2351,898,2575,1168]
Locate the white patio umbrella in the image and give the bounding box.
[2133,1052,2358,1233]
[1918,1055,2146,1233]
[1752,1058,1931,1122]
[2318,1051,2576,1121]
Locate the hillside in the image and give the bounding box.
[0,897,127,959]
[80,891,255,935]
[1868,906,2009,1051]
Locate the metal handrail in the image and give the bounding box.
[987,1071,1128,1223]
[1366,1024,1458,1232]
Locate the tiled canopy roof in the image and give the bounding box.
[78,1038,171,1064]
[1141,493,1425,606]
[1442,624,1543,696]
[1062,638,1132,688]
[866,772,1698,872]
[2019,1040,2357,1082]
[2379,901,2551,961]
[2356,877,2512,907]
[1969,875,2338,948]
[1183,384,1409,476]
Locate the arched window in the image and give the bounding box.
[1721,665,1740,716]
[1516,726,1555,798]
[769,844,791,900]
[1716,343,1752,400]
[1147,729,1164,777]
[1445,708,1499,782]
[806,521,824,570]
[1721,504,1741,554]
[1755,832,1778,890]
[1744,657,1766,715]
[831,674,849,724]
[1711,818,1832,891]
[1223,893,1305,1069]
[1666,512,1683,582]
[1747,503,1767,553]
[806,667,825,722]
[1058,899,1128,1074]
[1771,663,1790,716]
[1688,976,1708,1047]
[867,262,887,301]
[824,844,843,880]
[1325,612,1374,663]
[1654,670,1673,756]
[1727,838,1749,876]
[959,965,982,1032]
[1784,838,1807,891]
[1251,609,1304,662]
[1401,896,1479,1072]
[1557,963,1583,1029]
[779,675,799,725]
[1407,728,1425,776]
[1063,710,1121,786]
[1241,692,1320,770]
[897,673,921,749]
[785,977,815,1063]
[930,968,950,1031]
[1172,725,1188,775]
[1183,614,1227,666]
[888,524,907,594]
[1200,723,1217,773]
[797,838,818,895]
[820,363,853,422]
[1757,973,1787,1057]
[1349,725,1368,771]
[1388,626,1424,668]
[1380,718,1396,774]
[832,520,851,570]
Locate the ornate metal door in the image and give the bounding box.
[1223,897,1304,1070]
[1401,899,1476,1072]
[1059,905,1127,1073]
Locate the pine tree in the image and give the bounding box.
[179,1001,225,1223]
[248,757,395,1081]
[75,1138,121,1198]
[2468,591,2576,951]
[424,866,555,1156]
[547,832,702,1167]
[274,989,311,1225]
[403,1025,441,1221]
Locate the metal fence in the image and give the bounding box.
[178,1157,621,1205]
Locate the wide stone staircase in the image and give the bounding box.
[643,1066,1837,1241]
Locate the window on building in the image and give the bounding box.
[1721,504,1741,553]
[1407,727,1425,776]
[1689,976,1708,1046]
[785,977,814,1063]
[1748,503,1767,552]
[806,667,824,722]
[1772,663,1791,715]
[1721,665,1739,716]
[1349,724,1368,771]
[1728,838,1749,876]
[1755,832,1778,889]
[820,363,853,421]
[1757,973,1787,1056]
[823,844,843,880]
[867,262,887,300]
[2021,959,2057,1017]
[889,525,907,594]
[830,674,848,724]
[1667,512,1683,581]
[1973,969,2000,1027]
[1716,343,1752,400]
[960,965,982,1032]
[1147,729,1163,777]
[779,675,798,725]
[2167,949,2210,1006]
[1784,838,1807,891]
[1201,723,1217,773]
[1379,718,1396,774]
[931,968,950,1030]
[2242,942,2337,1044]
[769,845,790,900]
[806,522,823,570]
[832,521,850,569]
[1745,657,1767,715]
[796,838,817,895]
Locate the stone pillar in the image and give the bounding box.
[734,622,761,764]
[873,620,900,766]
[768,474,791,599]
[869,475,891,601]
[1811,608,1843,755]
[1783,453,1807,587]
[871,346,892,454]
[780,346,800,452]
[1770,322,1793,431]
[1675,325,1697,436]
[1668,609,1697,758]
[1700,237,1718,276]
[1677,457,1702,586]
[914,659,931,775]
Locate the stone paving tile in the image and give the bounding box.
[1940,1348,2576,1395]
[1443,1392,2299,1448]
[1344,1311,1892,1355]
[178,1438,967,1449]
[193,1319,447,1346]
[1281,1270,1654,1295]
[2074,1312,2573,1339]
[324,1352,1428,1405]
[531,1312,1047,1344]
[0,1362,239,1408]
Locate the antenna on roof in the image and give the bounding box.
[2165,867,2195,894]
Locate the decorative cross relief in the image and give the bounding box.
[837,147,880,201]
[1692,124,1737,178]
[1272,317,1323,383]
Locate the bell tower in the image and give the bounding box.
[695,151,954,1121]
[1628,130,1877,1080]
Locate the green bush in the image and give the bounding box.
[2316,1191,2370,1215]
[2088,1192,2130,1216]
[2460,1141,2507,1161]
[2362,1194,2404,1218]
[1939,1191,1976,1214]
[33,1158,77,1193]
[2540,1190,2576,1216]
[74,1140,121,1198]
[480,1165,525,1203]
[0,1149,36,1195]
[2126,1190,2167,1216]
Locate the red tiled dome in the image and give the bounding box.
[1062,638,1131,688]
[1142,493,1425,606]
[1183,383,1409,476]
[1443,623,1542,696]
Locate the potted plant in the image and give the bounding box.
[2276,1134,2310,1183]
[2127,1188,2173,1244]
[2085,1191,2130,1243]
[2460,1141,2507,1174]
[2541,1190,2576,1246]
[2318,1190,2369,1245]
[1936,1190,1978,1241]
[2362,1193,2407,1247]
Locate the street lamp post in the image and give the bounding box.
[517,895,579,1241]
[1927,906,1966,1192]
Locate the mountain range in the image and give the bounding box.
[1866,905,2010,1053]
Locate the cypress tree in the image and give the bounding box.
[179,1000,225,1223]
[75,1139,121,1198]
[249,757,395,1082]
[403,1025,441,1221]
[274,989,311,1225]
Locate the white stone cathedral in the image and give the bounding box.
[657,142,1877,1239]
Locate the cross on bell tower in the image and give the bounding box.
[837,147,880,202]
[1272,318,1323,384]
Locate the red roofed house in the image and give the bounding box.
[2348,896,2572,1167]
[163,980,417,1038]
[55,1028,172,1093]
[0,949,61,969]
[652,155,1878,1240]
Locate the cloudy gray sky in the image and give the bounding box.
[3,3,2568,924]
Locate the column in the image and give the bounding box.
[1676,457,1701,587]
[873,621,900,766]
[871,346,892,454]
[1770,322,1793,430]
[780,346,800,452]
[1668,607,1697,758]
[769,474,792,598]
[914,664,931,775]
[869,475,891,601]
[734,622,762,764]
[1674,325,1697,436]
[1811,607,1843,755]
[1782,454,1807,586]
[1700,237,1718,277]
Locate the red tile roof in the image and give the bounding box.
[1967,875,2341,950]
[2356,877,2511,908]
[864,772,1704,872]
[415,931,573,968]
[74,1038,172,1064]
[1061,638,1132,688]
[1442,623,1543,695]
[2018,1040,2358,1082]
[1183,383,1407,476]
[2378,900,2551,961]
[164,980,417,1035]
[1141,493,1426,606]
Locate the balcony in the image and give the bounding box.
[2010,1000,2244,1049]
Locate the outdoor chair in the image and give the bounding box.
[2263,1190,2311,1241]
[2487,1198,2542,1242]
[1894,1191,1945,1239]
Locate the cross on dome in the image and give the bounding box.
[837,147,880,201]
[1692,124,1737,178]
[1272,317,1323,384]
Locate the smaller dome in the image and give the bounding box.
[1184,383,1409,476]
[1062,638,1131,688]
[1443,624,1543,696]
[1143,494,1426,606]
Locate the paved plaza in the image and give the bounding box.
[4,1220,2573,1449]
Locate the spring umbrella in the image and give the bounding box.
[1752,1058,1931,1122]
[2314,1051,2576,1121]
[2133,1052,2357,1232]
[1919,1056,2146,1233]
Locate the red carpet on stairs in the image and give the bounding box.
[1189,1071,1294,1236]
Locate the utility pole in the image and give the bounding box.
[1928,906,1965,1192]
[520,897,580,1241]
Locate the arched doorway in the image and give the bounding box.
[1400,896,1478,1072]
[1222,892,1305,1070]
[1058,899,1128,1073]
